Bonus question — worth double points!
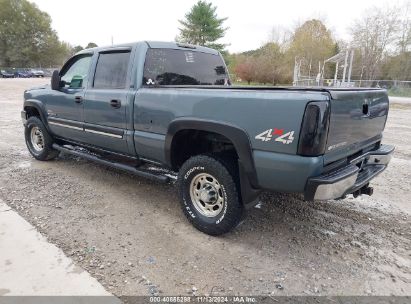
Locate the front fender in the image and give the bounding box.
[23,99,48,124]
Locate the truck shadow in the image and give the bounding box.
[53,153,404,253]
[229,190,407,260]
[5,152,409,295]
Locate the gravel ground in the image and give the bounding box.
[0,78,410,296]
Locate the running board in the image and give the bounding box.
[52,144,170,183]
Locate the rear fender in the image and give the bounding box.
[165,118,261,205]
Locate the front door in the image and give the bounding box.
[46,54,93,142]
[83,50,131,154]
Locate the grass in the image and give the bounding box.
[387,87,411,97]
[390,103,411,110]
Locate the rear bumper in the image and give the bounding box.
[304,144,394,200]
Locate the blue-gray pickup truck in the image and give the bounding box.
[21,41,394,235]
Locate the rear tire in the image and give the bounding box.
[25,117,59,161]
[178,154,243,235]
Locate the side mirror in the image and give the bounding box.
[51,70,60,90]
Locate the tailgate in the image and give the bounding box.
[324,89,389,164]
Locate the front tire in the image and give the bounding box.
[178,154,243,235]
[25,117,59,161]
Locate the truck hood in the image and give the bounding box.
[25,84,49,92]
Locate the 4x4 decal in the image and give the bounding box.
[255,129,295,144]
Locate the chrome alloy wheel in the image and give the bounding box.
[189,173,225,217]
[30,126,45,152]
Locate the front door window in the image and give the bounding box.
[60,55,92,88]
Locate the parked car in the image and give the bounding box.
[0,69,14,78]
[43,69,54,77]
[21,41,394,235]
[30,69,45,77]
[25,69,34,77]
[14,70,31,78]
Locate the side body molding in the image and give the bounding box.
[164,118,261,205]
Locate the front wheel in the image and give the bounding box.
[178,154,244,235]
[25,116,59,161]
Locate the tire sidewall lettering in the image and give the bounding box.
[182,198,196,218]
[215,185,228,225]
[184,166,205,180]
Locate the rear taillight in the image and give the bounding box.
[298,101,330,156]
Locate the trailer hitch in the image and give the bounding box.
[353,185,374,198]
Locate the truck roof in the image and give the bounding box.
[78,41,220,55]
[146,41,220,55]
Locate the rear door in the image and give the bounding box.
[324,89,389,164]
[83,49,132,154]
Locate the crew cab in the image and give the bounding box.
[21,41,394,235]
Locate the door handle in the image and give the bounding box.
[362,104,370,117]
[110,99,121,108]
[74,96,83,103]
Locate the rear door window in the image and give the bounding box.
[143,49,229,86]
[93,51,131,89]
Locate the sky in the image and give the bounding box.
[31,0,405,53]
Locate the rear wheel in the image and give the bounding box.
[25,117,59,161]
[178,154,243,235]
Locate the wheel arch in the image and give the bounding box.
[24,100,48,124]
[165,118,261,205]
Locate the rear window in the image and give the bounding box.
[143,49,229,86]
[93,51,130,89]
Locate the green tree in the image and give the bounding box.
[253,43,286,85]
[72,45,84,54]
[232,42,289,85]
[0,0,70,67]
[233,55,255,84]
[382,2,411,81]
[288,19,336,78]
[86,42,98,49]
[177,0,228,52]
[350,6,400,80]
[382,52,411,80]
[39,38,71,68]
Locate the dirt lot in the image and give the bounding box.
[0,78,410,296]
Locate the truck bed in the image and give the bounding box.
[143,85,389,166]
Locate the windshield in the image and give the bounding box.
[143,48,229,86]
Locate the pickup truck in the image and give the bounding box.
[21,41,394,235]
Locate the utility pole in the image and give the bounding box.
[347,50,354,83]
[342,51,348,84]
[334,61,339,86]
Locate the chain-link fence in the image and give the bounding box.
[294,78,411,88]
[329,80,411,97]
[353,80,411,89]
[292,78,411,97]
